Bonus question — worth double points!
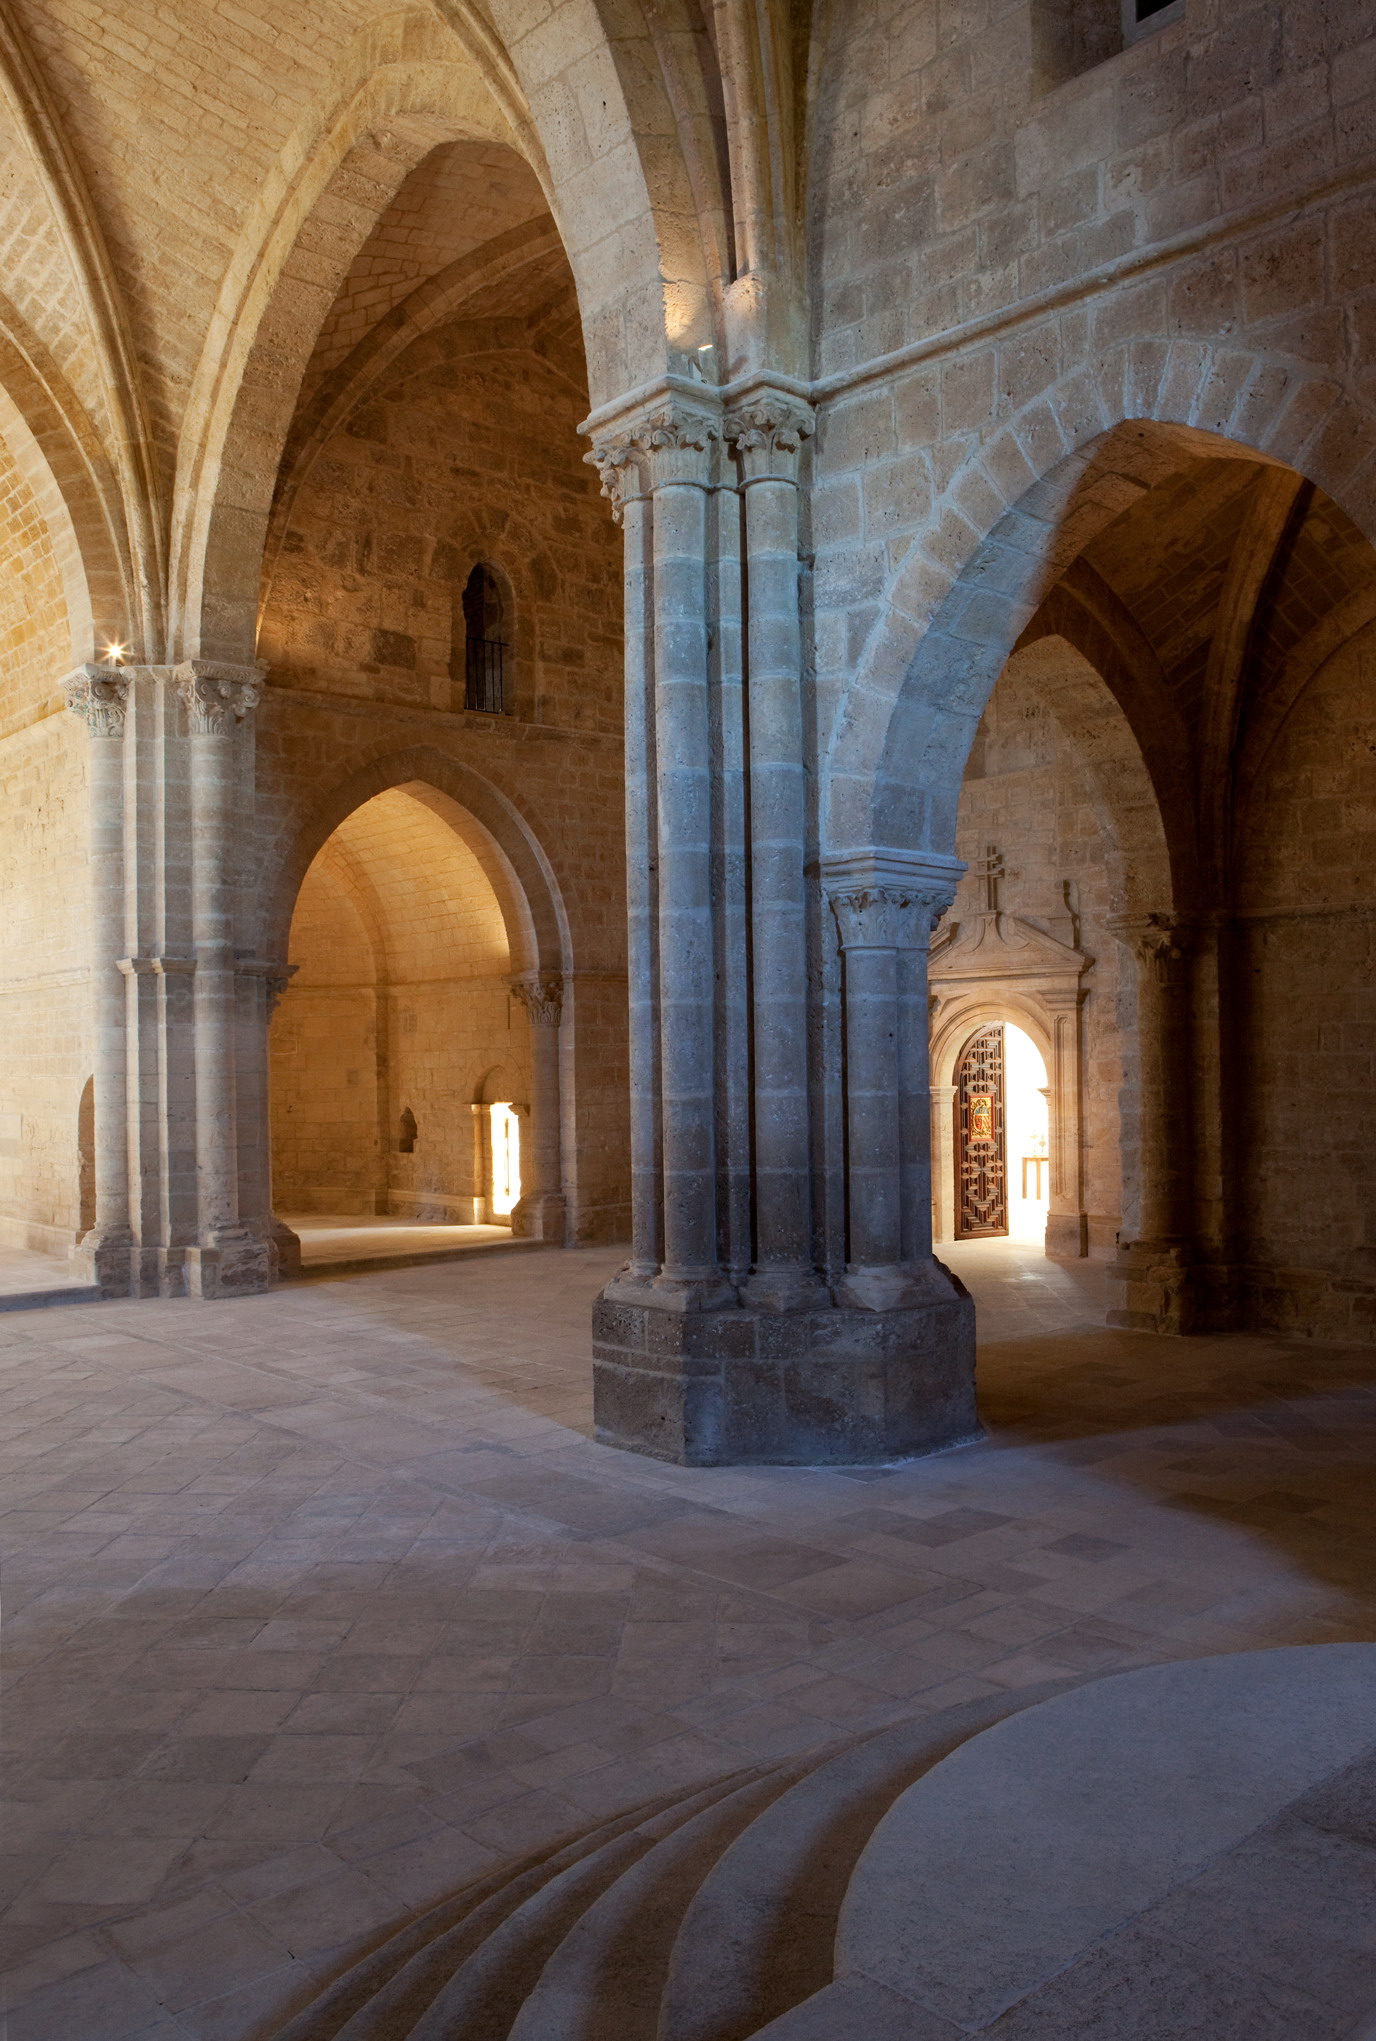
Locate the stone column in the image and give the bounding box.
[728,395,821,1310]
[63,666,133,1294]
[240,961,300,1276]
[508,971,566,1243]
[645,414,735,1309]
[176,661,271,1298]
[1106,913,1195,1332]
[615,474,662,1284]
[823,853,965,1309]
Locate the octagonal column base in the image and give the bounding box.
[592,1274,978,1466]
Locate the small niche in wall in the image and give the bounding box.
[1032,0,1182,92]
[398,1107,418,1154]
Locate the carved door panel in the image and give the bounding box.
[956,1026,1007,1238]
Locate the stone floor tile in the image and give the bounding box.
[7,1244,1376,2037]
[243,1866,406,1960]
[2,1954,174,2041]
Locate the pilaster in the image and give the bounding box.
[507,971,567,1243]
[1105,913,1198,1334]
[63,665,134,1294]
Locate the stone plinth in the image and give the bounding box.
[592,1279,978,1466]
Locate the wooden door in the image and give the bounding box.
[956,1025,1007,1238]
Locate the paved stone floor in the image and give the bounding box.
[0,1245,98,1309]
[4,1242,1376,2038]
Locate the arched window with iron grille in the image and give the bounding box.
[458,563,508,714]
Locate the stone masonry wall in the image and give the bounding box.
[0,713,89,1252]
[1236,620,1376,1340]
[253,303,629,1242]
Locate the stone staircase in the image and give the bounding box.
[268,1645,1376,2040]
[266,1682,1069,2041]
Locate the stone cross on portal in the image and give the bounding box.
[974,843,1004,911]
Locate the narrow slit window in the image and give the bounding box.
[462,563,507,714]
[489,1102,521,1217]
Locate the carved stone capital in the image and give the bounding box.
[508,971,564,1028]
[175,659,266,734]
[822,849,964,951]
[829,886,939,952]
[63,665,131,737]
[724,390,815,478]
[585,396,720,514]
[1107,912,1189,982]
[238,958,298,1016]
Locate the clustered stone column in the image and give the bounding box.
[508,971,567,1243]
[63,666,134,1292]
[1106,913,1196,1333]
[177,662,272,1297]
[734,401,822,1312]
[586,389,977,1465]
[62,662,291,1299]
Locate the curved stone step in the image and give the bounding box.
[269,1769,762,2041]
[657,1680,1078,2041]
[399,1770,777,2041]
[834,1643,1376,2034]
[507,1758,820,2041]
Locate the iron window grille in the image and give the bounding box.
[465,634,507,714]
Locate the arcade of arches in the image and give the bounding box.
[9,2,1376,2030]
[0,0,1373,1457]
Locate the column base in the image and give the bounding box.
[592,1267,977,1466]
[1045,1211,1089,1259]
[511,1192,566,1244]
[1105,1240,1197,1334]
[184,1233,273,1299]
[266,1216,302,1279]
[740,1267,830,1312]
[75,1227,134,1298]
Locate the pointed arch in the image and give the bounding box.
[259,745,570,979]
[822,339,1376,861]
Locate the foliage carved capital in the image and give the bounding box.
[175,660,266,734]
[62,665,131,737]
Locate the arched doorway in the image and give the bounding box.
[937,1013,1056,1248]
[269,782,549,1261]
[947,1022,1050,1245]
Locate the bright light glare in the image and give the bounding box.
[489,1102,521,1218]
[104,643,126,664]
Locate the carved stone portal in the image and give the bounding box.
[929,903,1095,1259]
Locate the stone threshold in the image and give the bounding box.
[283,1235,548,1282]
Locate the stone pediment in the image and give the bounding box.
[930,910,1091,986]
